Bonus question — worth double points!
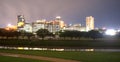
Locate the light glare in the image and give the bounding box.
[105,29,116,36]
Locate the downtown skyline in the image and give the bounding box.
[0,0,120,29]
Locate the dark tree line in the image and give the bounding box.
[36,29,54,40]
[0,28,19,39]
[1,28,120,40]
[59,30,103,39]
[0,28,33,39]
[0,28,54,40]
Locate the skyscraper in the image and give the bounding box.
[55,16,65,28]
[17,15,25,31]
[86,16,94,31]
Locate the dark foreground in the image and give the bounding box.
[0,39,120,49]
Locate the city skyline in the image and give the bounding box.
[0,0,120,29]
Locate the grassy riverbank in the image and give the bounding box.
[0,49,120,62]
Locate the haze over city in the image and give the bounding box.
[0,0,120,29]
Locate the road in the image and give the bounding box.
[0,52,79,62]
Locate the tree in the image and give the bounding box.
[78,32,88,38]
[59,30,69,39]
[116,32,120,38]
[0,28,21,39]
[87,30,103,39]
[19,30,26,38]
[36,29,50,40]
[59,30,80,40]
[12,31,21,39]
[0,28,5,39]
[24,32,34,40]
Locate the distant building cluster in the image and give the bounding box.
[64,24,86,31]
[17,15,65,33]
[17,15,95,33]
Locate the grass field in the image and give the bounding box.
[0,55,49,62]
[0,49,120,62]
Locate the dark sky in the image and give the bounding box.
[0,0,120,29]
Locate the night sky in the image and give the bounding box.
[0,0,120,29]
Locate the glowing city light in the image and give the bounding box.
[56,16,61,19]
[7,24,12,27]
[17,22,24,27]
[6,24,17,30]
[105,29,116,36]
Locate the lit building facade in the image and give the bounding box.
[51,20,61,33]
[20,16,66,33]
[32,19,46,33]
[16,15,91,33]
[32,19,63,33]
[23,23,32,33]
[55,16,65,29]
[17,15,26,31]
[64,24,86,31]
[86,16,94,31]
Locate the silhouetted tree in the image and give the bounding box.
[116,32,120,38]
[87,30,103,39]
[59,30,81,40]
[0,28,5,39]
[24,32,34,40]
[13,31,21,39]
[36,29,50,40]
[78,32,87,38]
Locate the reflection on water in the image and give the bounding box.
[0,46,120,52]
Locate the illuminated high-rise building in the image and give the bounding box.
[55,16,65,28]
[17,15,26,31]
[32,19,46,33]
[23,23,32,33]
[86,16,94,31]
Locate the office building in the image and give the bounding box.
[17,15,26,31]
[86,16,94,31]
